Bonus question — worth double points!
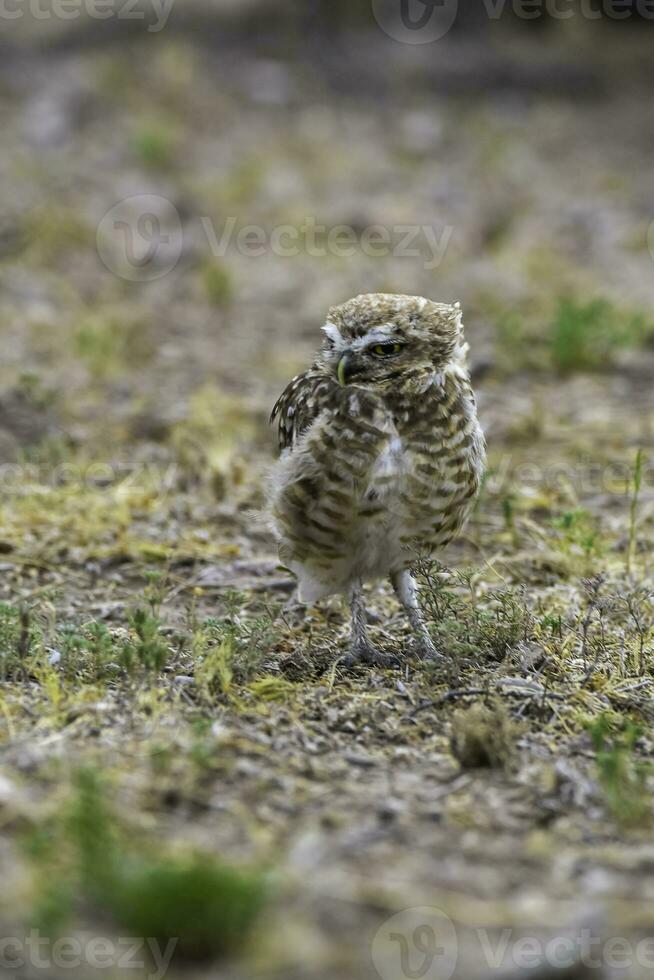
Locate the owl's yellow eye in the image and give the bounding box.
[371,342,402,357]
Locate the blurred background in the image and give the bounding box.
[1,2,654,979]
[2,0,654,483]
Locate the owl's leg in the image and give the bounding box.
[343,581,396,667]
[391,570,446,663]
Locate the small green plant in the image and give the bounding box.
[66,767,120,898]
[132,122,175,169]
[0,597,174,684]
[416,562,532,663]
[85,622,119,678]
[217,157,264,207]
[588,714,651,828]
[143,570,168,617]
[195,633,235,696]
[550,297,651,374]
[56,625,90,678]
[42,620,122,683]
[496,311,534,368]
[553,508,603,560]
[501,494,515,534]
[193,591,277,696]
[27,767,118,933]
[618,588,653,676]
[74,317,152,378]
[627,449,644,575]
[122,608,170,672]
[112,855,265,961]
[248,675,295,703]
[0,604,38,680]
[201,261,234,307]
[495,296,653,375]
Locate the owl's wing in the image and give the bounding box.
[270,370,337,452]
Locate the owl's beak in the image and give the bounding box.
[337,354,350,387]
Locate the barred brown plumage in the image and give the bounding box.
[268,293,486,666]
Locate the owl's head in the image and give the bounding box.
[318,293,466,389]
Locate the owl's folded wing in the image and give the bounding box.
[270,370,339,452]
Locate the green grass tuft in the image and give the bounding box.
[496,295,654,374]
[550,297,651,374]
[74,316,153,378]
[417,562,533,663]
[589,715,652,828]
[111,855,266,961]
[194,592,278,697]
[201,260,234,307]
[132,122,176,170]
[122,607,170,672]
[0,604,37,681]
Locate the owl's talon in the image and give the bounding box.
[342,644,398,668]
[410,635,448,664]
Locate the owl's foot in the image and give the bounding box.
[410,633,449,664]
[341,641,398,669]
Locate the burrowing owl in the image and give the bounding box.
[269,293,485,665]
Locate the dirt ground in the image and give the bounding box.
[1,8,654,980]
